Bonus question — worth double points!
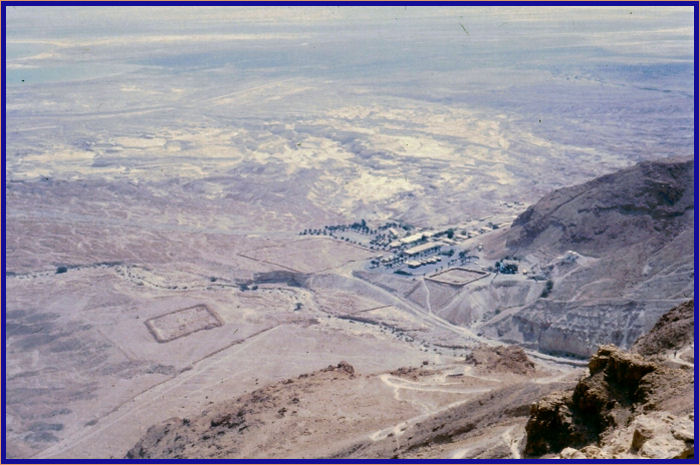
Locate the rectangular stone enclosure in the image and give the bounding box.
[427,268,488,286]
[145,304,223,343]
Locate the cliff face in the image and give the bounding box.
[483,158,694,357]
[524,301,694,459]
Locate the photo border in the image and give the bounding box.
[1,1,697,463]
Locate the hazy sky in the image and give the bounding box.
[6,5,694,85]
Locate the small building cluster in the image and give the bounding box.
[300,215,521,276]
[406,256,442,268]
[405,242,441,256]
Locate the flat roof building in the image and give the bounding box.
[400,232,426,245]
[405,242,441,256]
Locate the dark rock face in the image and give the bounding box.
[524,391,587,456]
[632,300,694,357]
[574,346,656,433]
[525,345,659,456]
[125,418,190,459]
[506,158,693,257]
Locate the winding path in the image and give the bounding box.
[368,373,492,442]
[422,277,433,314]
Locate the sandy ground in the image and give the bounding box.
[5,213,583,459]
[5,16,691,456]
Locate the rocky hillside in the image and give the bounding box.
[482,157,694,357]
[125,362,362,459]
[125,349,575,459]
[125,301,693,460]
[505,157,693,257]
[524,301,694,459]
[632,299,694,360]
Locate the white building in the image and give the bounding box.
[400,232,426,245]
[405,242,441,256]
[406,260,422,268]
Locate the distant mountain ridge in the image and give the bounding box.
[505,158,693,257]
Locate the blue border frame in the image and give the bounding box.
[2,0,8,461]
[693,1,699,462]
[1,1,698,463]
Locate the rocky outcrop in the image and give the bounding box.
[555,411,694,459]
[525,301,694,460]
[321,360,355,377]
[465,344,535,375]
[524,391,588,455]
[525,345,657,455]
[632,300,694,358]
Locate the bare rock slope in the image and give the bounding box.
[125,352,572,459]
[484,158,694,357]
[632,299,694,359]
[125,362,363,459]
[505,158,693,256]
[525,300,694,459]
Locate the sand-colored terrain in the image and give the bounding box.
[5,6,693,459]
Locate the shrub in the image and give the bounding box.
[540,279,554,298]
